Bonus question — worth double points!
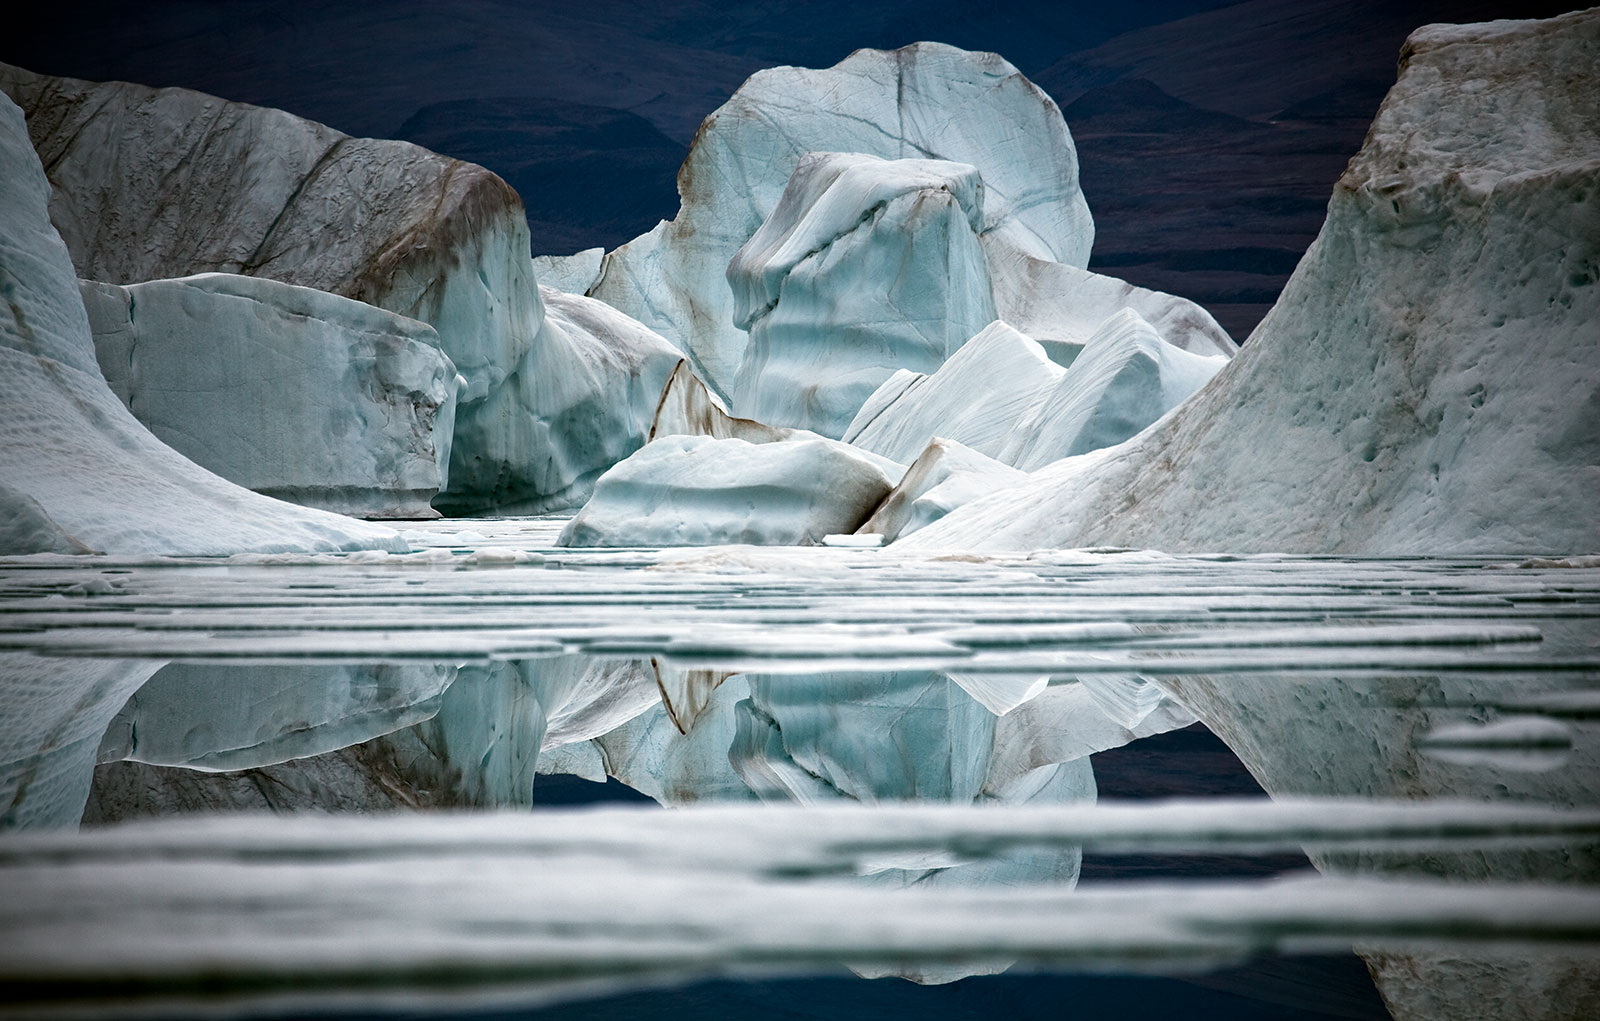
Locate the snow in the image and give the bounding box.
[0,92,405,557]
[0,62,545,513]
[557,434,901,547]
[906,8,1600,555]
[590,42,1094,401]
[80,273,461,519]
[843,321,1063,464]
[727,153,997,436]
[860,438,1028,543]
[1000,308,1227,470]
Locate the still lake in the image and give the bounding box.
[2,518,1596,1019]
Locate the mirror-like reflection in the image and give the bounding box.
[1,544,1596,1019]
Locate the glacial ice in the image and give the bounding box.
[0,62,544,512]
[999,308,1227,471]
[842,321,1064,464]
[558,434,901,547]
[906,8,1600,555]
[80,273,462,519]
[649,359,792,445]
[983,238,1237,358]
[726,153,997,436]
[479,286,683,512]
[0,92,404,556]
[589,42,1094,401]
[859,438,1027,544]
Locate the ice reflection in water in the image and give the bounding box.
[0,521,1596,1017]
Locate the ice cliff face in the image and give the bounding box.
[461,286,683,513]
[727,153,997,436]
[0,63,542,510]
[906,9,1600,555]
[588,42,1095,402]
[0,92,403,556]
[80,274,461,519]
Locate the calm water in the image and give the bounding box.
[1,518,1596,1019]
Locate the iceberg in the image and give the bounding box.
[859,438,1027,544]
[842,321,1063,464]
[0,63,543,512]
[649,359,791,445]
[727,153,997,436]
[0,91,403,556]
[80,273,461,519]
[475,287,683,513]
[589,42,1094,401]
[999,308,1227,470]
[558,434,901,547]
[906,9,1600,555]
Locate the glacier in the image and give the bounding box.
[558,434,902,547]
[587,42,1095,402]
[0,91,404,556]
[726,152,997,436]
[859,438,1028,543]
[904,8,1600,555]
[80,273,461,519]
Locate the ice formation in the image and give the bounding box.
[0,63,543,511]
[80,274,461,519]
[727,153,997,436]
[0,92,404,556]
[859,439,1027,543]
[649,360,792,445]
[906,9,1600,555]
[558,434,901,547]
[983,240,1237,358]
[999,308,1227,470]
[588,43,1094,401]
[484,287,684,512]
[843,321,1064,464]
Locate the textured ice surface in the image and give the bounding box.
[727,153,997,435]
[558,435,901,547]
[0,92,403,557]
[983,237,1237,357]
[907,9,1600,555]
[649,359,792,445]
[843,321,1062,465]
[590,42,1093,400]
[80,273,461,518]
[478,287,683,513]
[531,248,605,295]
[1000,308,1227,470]
[859,438,1027,544]
[0,62,545,511]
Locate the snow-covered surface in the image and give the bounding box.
[481,287,684,513]
[727,153,996,436]
[983,237,1237,357]
[908,9,1600,555]
[80,273,461,519]
[0,92,404,557]
[843,321,1063,464]
[590,43,1094,400]
[0,62,545,512]
[558,435,900,547]
[860,438,1027,543]
[1000,308,1226,470]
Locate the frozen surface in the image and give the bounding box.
[860,438,1027,544]
[590,42,1093,400]
[487,287,683,512]
[984,237,1237,357]
[1000,308,1226,471]
[843,321,1063,465]
[908,9,1600,555]
[0,92,404,557]
[558,435,901,547]
[0,62,545,512]
[80,273,460,519]
[727,153,996,436]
